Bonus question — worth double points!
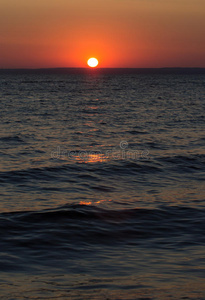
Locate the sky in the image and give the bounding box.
[0,0,205,68]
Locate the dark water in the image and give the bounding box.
[0,68,205,299]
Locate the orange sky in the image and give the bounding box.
[0,0,205,68]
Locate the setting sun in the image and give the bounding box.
[87,58,99,68]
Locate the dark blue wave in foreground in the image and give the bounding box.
[1,205,204,250]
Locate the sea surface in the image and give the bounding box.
[0,68,205,299]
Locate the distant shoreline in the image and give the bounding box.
[0,67,205,70]
[1,67,205,75]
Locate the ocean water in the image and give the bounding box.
[0,68,205,300]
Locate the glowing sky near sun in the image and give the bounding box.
[0,0,205,68]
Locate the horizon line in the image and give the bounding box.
[0,66,205,71]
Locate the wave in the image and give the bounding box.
[0,153,203,185]
[1,205,204,249]
[158,154,205,176]
[0,135,25,144]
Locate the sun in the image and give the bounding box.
[87,57,99,68]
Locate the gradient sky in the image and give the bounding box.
[0,0,205,68]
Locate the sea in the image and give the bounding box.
[0,68,205,300]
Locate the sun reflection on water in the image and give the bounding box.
[79,199,112,206]
[74,153,108,164]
